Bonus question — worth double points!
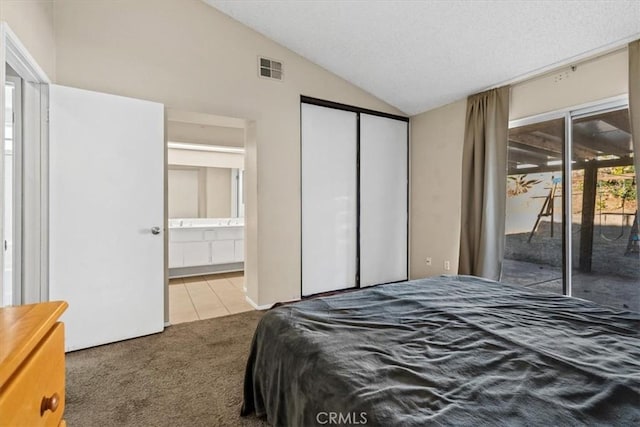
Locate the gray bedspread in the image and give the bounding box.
[242,275,640,426]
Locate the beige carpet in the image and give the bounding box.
[65,311,269,426]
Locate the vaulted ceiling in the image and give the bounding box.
[205,0,640,116]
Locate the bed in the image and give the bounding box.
[241,275,640,426]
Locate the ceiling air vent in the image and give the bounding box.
[258,57,283,81]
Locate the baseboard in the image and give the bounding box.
[245,295,273,310]
[169,263,244,279]
[245,295,303,310]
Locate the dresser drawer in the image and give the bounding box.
[0,322,65,427]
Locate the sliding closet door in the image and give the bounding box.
[360,114,408,287]
[301,104,358,296]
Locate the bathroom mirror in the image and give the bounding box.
[167,164,244,219]
[166,111,245,221]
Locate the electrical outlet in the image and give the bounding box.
[444,260,451,271]
[425,257,432,266]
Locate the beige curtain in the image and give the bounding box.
[629,40,640,208]
[459,86,510,280]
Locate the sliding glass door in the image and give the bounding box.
[504,117,565,294]
[504,100,639,311]
[570,107,638,310]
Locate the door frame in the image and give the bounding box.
[0,23,51,305]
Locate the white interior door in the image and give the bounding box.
[49,85,164,351]
[360,114,408,287]
[301,103,358,296]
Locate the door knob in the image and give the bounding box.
[151,226,161,235]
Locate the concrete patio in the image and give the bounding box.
[501,258,640,312]
[502,220,639,312]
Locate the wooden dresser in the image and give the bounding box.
[0,301,68,426]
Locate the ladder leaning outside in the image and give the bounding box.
[624,211,639,257]
[528,179,560,243]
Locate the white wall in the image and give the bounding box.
[410,100,466,278]
[244,121,258,304]
[410,48,629,279]
[53,0,401,306]
[0,0,56,80]
[510,49,628,120]
[168,149,244,169]
[505,173,560,235]
[168,122,244,147]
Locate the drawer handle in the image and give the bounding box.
[40,393,60,416]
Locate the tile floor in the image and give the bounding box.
[169,272,254,324]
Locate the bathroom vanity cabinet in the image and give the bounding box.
[168,219,244,271]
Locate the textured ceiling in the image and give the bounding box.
[205,0,640,116]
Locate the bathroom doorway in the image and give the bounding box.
[0,28,51,309]
[1,66,22,307]
[165,111,253,324]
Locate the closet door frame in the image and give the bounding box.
[300,95,409,297]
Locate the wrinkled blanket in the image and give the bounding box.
[242,275,640,426]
